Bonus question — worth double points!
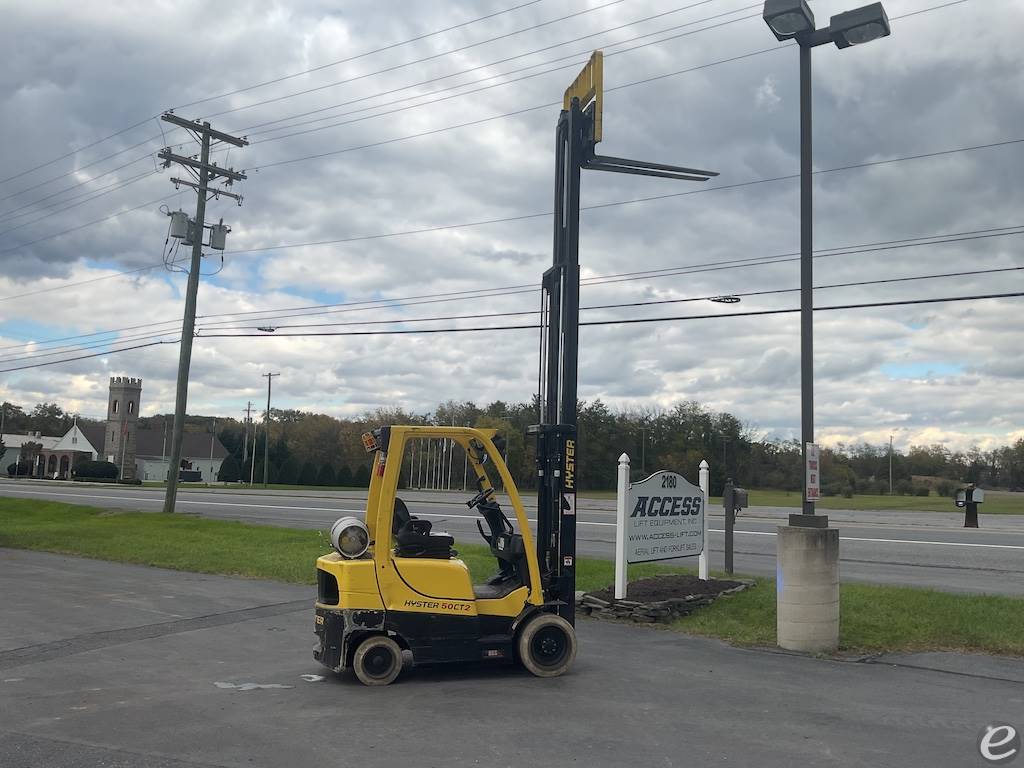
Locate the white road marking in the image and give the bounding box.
[705,528,1024,551]
[6,488,1023,551]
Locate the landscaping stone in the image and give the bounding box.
[579,574,754,624]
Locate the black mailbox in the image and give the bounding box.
[955,484,983,528]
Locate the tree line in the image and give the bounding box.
[4,399,1022,494]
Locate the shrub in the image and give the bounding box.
[72,460,119,479]
[894,479,914,496]
[299,461,318,486]
[353,464,371,488]
[278,457,301,485]
[7,460,34,477]
[316,464,337,487]
[913,485,930,497]
[842,486,854,498]
[821,482,843,497]
[336,465,353,486]
[936,480,957,497]
[218,455,241,482]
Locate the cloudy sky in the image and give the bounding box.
[0,0,1022,452]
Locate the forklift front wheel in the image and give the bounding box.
[352,635,403,686]
[517,614,577,678]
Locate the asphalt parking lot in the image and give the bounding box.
[1,548,1022,768]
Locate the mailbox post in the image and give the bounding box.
[722,479,748,575]
[955,484,984,528]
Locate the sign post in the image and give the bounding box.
[805,442,820,502]
[614,453,630,599]
[615,463,706,599]
[698,459,710,580]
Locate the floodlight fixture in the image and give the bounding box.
[762,0,815,41]
[829,3,891,48]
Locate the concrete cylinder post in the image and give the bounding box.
[614,453,630,600]
[776,525,840,652]
[698,460,709,580]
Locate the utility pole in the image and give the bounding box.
[262,372,280,487]
[249,422,258,487]
[158,114,247,514]
[242,402,253,467]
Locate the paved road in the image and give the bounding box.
[4,480,1024,595]
[1,549,1021,768]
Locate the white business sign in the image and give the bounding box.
[805,442,820,502]
[625,471,705,564]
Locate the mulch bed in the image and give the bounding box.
[580,574,753,624]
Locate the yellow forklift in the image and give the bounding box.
[313,52,715,684]
[314,425,576,685]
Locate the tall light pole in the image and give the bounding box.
[765,0,891,654]
[763,0,891,525]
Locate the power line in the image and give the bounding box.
[0,171,160,240]
[6,220,1015,357]
[237,2,760,140]
[0,117,160,188]
[192,264,1024,333]
[2,235,1020,365]
[192,227,1024,330]
[235,137,1024,248]
[1,288,1019,375]
[0,0,553,191]
[0,4,754,224]
[240,0,963,162]
[0,338,178,373]
[0,3,738,230]
[172,0,551,111]
[199,290,1024,338]
[0,0,971,255]
[1,129,1021,306]
[0,135,166,208]
[204,0,627,121]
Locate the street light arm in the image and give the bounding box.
[796,27,834,48]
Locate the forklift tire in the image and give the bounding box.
[352,635,403,686]
[517,614,577,678]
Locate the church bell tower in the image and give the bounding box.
[104,376,141,480]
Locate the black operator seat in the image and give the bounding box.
[472,498,529,599]
[393,497,454,559]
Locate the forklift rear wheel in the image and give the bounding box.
[353,635,403,686]
[517,614,577,678]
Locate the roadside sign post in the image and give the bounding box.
[614,453,630,599]
[615,460,706,599]
[698,459,710,580]
[723,480,735,575]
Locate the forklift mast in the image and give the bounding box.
[530,52,717,624]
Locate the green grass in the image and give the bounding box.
[2,496,1022,655]
[678,578,1024,655]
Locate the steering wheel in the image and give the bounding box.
[465,488,491,509]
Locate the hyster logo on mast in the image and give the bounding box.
[564,439,576,491]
